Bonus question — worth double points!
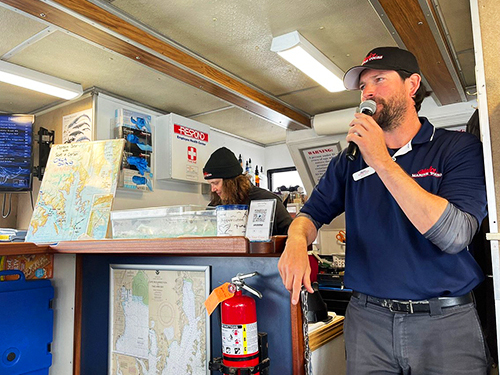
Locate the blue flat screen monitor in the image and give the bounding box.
[0,114,34,192]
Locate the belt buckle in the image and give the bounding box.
[387,299,414,313]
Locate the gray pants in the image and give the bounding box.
[344,293,490,375]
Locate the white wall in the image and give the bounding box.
[96,94,208,210]
[210,132,266,174]
[96,94,274,210]
[49,254,76,375]
[264,143,294,170]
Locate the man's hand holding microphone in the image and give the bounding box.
[346,100,377,161]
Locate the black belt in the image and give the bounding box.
[352,291,474,314]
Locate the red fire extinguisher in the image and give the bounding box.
[221,272,262,375]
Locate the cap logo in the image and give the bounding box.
[362,52,383,65]
[203,172,212,178]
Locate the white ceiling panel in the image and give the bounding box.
[192,107,286,145]
[278,87,363,115]
[0,6,47,56]
[7,30,230,117]
[0,0,480,144]
[0,82,61,113]
[109,0,394,97]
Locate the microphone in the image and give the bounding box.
[346,100,377,161]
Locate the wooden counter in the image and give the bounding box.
[309,314,344,351]
[0,235,287,256]
[0,241,50,255]
[0,235,310,375]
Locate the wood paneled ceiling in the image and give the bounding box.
[0,0,476,144]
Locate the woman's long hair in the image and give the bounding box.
[209,174,251,205]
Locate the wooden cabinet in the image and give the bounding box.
[0,236,319,374]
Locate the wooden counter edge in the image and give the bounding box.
[0,242,51,256]
[0,236,287,256]
[49,237,250,254]
[309,315,345,352]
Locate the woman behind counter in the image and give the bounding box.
[203,147,292,236]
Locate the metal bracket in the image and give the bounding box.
[33,127,55,180]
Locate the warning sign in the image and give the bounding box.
[221,322,258,356]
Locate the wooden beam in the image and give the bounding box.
[378,0,464,105]
[1,0,310,129]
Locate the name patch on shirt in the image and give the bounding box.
[353,166,375,181]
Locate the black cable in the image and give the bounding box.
[30,190,34,211]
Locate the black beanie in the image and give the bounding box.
[203,147,243,180]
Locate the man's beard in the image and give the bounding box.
[373,93,408,131]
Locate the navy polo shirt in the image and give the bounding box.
[301,118,487,300]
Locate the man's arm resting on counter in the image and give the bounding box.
[278,215,318,305]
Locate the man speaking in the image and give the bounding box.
[278,47,489,374]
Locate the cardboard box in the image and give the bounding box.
[115,126,152,152]
[123,143,152,158]
[115,108,152,133]
[119,168,153,191]
[1,253,54,279]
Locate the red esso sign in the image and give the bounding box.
[174,124,209,142]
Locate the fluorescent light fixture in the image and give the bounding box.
[0,60,83,100]
[271,31,345,92]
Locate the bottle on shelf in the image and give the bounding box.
[247,158,254,183]
[244,160,252,181]
[238,154,243,167]
[254,165,260,187]
[260,166,266,189]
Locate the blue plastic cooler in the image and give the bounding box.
[0,270,54,375]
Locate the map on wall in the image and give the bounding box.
[109,264,210,375]
[25,139,124,243]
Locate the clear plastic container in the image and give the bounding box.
[110,205,216,239]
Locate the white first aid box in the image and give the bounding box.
[155,113,211,183]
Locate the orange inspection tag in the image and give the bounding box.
[204,282,235,316]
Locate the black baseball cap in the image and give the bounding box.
[203,147,243,180]
[343,47,420,90]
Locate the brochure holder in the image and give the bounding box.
[245,199,276,242]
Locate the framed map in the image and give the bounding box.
[109,264,211,375]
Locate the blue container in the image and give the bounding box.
[0,270,54,375]
[216,204,248,211]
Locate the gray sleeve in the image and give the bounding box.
[423,202,479,254]
[296,212,323,231]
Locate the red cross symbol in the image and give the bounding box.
[187,146,197,162]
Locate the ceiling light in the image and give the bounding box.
[0,60,83,100]
[271,31,345,93]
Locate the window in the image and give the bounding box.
[267,167,305,194]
